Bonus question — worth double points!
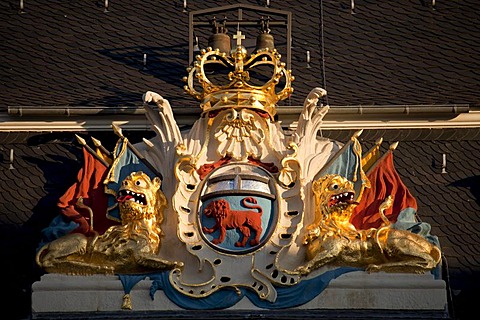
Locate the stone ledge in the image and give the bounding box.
[32,272,448,316]
[32,309,451,320]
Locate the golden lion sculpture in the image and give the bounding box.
[297,174,441,274]
[36,171,183,275]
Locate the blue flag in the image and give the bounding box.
[315,134,368,201]
[105,137,158,221]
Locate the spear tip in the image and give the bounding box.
[91,136,101,147]
[75,134,87,146]
[390,141,399,150]
[353,129,364,138]
[112,123,124,138]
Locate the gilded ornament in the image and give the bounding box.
[36,171,182,275]
[298,174,441,274]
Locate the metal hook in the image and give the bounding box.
[441,153,447,174]
[143,53,147,70]
[19,0,25,14]
[9,149,15,170]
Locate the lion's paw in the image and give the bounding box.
[294,265,311,275]
[234,241,247,247]
[366,264,381,273]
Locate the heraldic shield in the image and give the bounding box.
[198,163,277,254]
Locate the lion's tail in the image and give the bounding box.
[242,197,263,215]
[36,244,48,268]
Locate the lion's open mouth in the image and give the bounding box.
[328,192,355,208]
[117,190,147,205]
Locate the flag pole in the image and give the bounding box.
[361,137,384,173]
[365,141,399,176]
[363,137,383,159]
[317,129,363,177]
[91,136,112,157]
[112,124,163,179]
[75,134,110,168]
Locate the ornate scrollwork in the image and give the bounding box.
[214,108,265,160]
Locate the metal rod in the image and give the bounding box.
[442,153,447,174]
[192,21,287,27]
[91,136,112,157]
[75,134,110,167]
[9,149,14,169]
[7,104,471,117]
[364,142,398,176]
[111,124,163,179]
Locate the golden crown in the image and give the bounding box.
[183,29,294,119]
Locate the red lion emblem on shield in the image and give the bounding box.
[202,197,263,247]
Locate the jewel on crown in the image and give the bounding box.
[183,19,294,120]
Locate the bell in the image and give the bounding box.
[255,33,275,52]
[208,33,231,54]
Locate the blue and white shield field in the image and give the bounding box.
[199,194,276,253]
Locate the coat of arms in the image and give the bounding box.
[35,19,441,311]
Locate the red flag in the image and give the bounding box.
[57,147,116,235]
[350,151,417,230]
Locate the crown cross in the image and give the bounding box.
[183,28,294,120]
[233,30,245,47]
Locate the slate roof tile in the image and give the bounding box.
[441,246,459,258]
[429,213,454,227]
[451,192,477,209]
[444,225,469,244]
[2,0,479,108]
[0,204,32,225]
[461,254,480,271]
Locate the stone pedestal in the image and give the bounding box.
[32,271,448,319]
